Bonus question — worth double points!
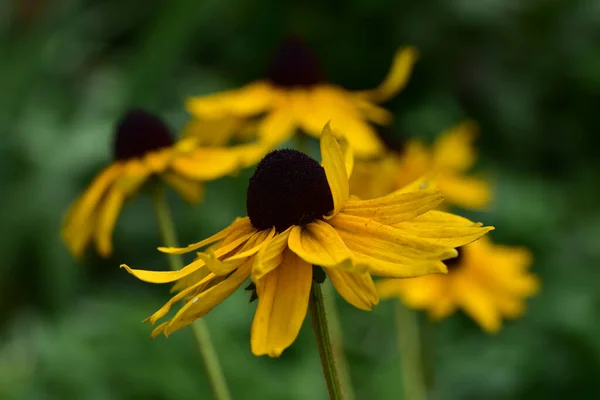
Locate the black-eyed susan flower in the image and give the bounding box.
[350,121,491,209]
[185,38,418,158]
[62,109,265,259]
[122,123,493,357]
[377,237,539,333]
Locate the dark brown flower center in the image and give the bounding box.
[267,37,324,88]
[113,109,173,161]
[246,149,334,232]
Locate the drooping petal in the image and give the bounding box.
[162,261,253,336]
[170,148,244,181]
[331,213,457,260]
[394,210,494,248]
[320,122,349,216]
[257,106,296,146]
[162,172,204,204]
[357,47,419,103]
[94,186,126,257]
[327,270,379,311]
[341,189,443,225]
[186,81,275,119]
[452,272,502,333]
[252,229,291,281]
[159,217,253,254]
[251,250,312,357]
[199,228,275,276]
[144,148,174,173]
[114,159,152,196]
[145,271,216,325]
[437,175,491,210]
[288,220,360,271]
[62,163,123,256]
[180,117,242,146]
[432,121,478,172]
[121,258,207,284]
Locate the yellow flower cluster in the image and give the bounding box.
[62,38,538,359]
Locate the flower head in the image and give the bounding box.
[376,237,539,333]
[350,121,491,209]
[122,123,493,357]
[185,38,419,158]
[62,109,264,258]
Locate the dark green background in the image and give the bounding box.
[2,0,600,399]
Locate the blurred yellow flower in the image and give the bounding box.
[122,124,493,357]
[377,237,539,333]
[185,37,418,158]
[62,109,264,259]
[350,121,491,209]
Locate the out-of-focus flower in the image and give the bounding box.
[122,124,492,357]
[62,109,264,259]
[377,237,539,333]
[350,121,491,209]
[185,37,418,158]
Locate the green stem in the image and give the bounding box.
[394,300,427,400]
[150,183,232,400]
[322,281,355,400]
[310,283,344,400]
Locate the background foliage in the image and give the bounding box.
[2,0,600,399]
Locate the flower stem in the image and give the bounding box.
[150,183,231,400]
[394,300,427,400]
[322,281,355,400]
[310,283,344,400]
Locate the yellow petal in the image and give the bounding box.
[320,122,349,216]
[341,189,443,225]
[180,117,241,146]
[114,159,151,195]
[394,210,494,248]
[327,270,379,311]
[144,149,173,173]
[432,121,478,172]
[162,172,204,204]
[199,228,275,276]
[359,47,419,103]
[93,186,125,257]
[186,81,274,118]
[159,217,253,255]
[453,272,502,333]
[338,136,354,178]
[338,228,448,278]
[62,163,123,255]
[252,229,291,281]
[437,175,491,210]
[169,148,244,181]
[257,107,296,146]
[288,221,360,271]
[121,258,207,284]
[162,261,253,336]
[331,213,458,260]
[251,250,312,357]
[145,271,216,325]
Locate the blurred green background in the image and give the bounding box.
[2,0,600,399]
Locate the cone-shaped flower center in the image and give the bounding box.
[267,38,323,88]
[444,248,464,271]
[247,149,334,231]
[113,109,174,161]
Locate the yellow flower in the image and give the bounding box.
[350,121,491,209]
[62,109,264,259]
[122,123,493,357]
[377,237,540,333]
[185,37,418,158]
